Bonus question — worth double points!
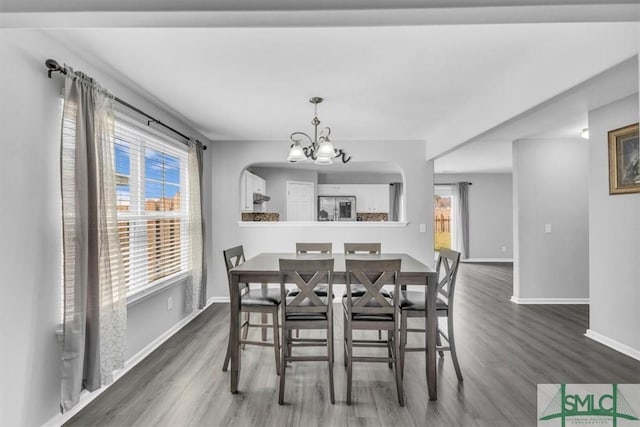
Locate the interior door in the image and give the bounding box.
[286,181,315,221]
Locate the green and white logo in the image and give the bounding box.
[538,384,640,427]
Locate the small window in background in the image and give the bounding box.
[434,185,453,251]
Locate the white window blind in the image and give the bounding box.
[113,118,191,296]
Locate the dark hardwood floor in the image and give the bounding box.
[65,263,640,427]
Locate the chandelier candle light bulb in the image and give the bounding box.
[287,97,351,164]
[287,142,307,162]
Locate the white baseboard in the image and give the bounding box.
[462,258,513,263]
[208,296,230,303]
[585,329,640,361]
[510,296,590,304]
[43,298,219,427]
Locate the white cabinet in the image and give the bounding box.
[317,184,351,196]
[367,185,389,213]
[240,171,267,212]
[317,184,330,196]
[253,175,266,195]
[254,176,267,213]
[240,170,253,212]
[351,185,389,213]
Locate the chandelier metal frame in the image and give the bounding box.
[288,97,351,164]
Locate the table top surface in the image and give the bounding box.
[229,252,436,276]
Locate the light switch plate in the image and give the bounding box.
[419,224,426,233]
[545,224,552,233]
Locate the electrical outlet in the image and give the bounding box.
[545,224,552,233]
[167,296,173,310]
[501,246,507,253]
[419,224,426,233]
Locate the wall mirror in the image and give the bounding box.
[239,161,405,223]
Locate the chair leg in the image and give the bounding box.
[241,312,250,350]
[387,332,393,369]
[278,326,287,405]
[343,312,348,368]
[222,333,231,372]
[436,328,445,359]
[394,324,404,407]
[346,318,353,405]
[273,309,281,376]
[399,310,407,380]
[328,320,335,404]
[262,312,268,341]
[378,330,382,340]
[448,315,463,382]
[330,312,335,366]
[282,328,292,368]
[261,283,268,341]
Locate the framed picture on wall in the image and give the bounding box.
[608,123,640,195]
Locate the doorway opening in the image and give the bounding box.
[434,185,453,252]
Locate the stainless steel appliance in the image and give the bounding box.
[318,196,356,221]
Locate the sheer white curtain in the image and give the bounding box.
[451,182,470,259]
[60,68,126,411]
[186,140,206,311]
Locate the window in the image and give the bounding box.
[114,118,190,296]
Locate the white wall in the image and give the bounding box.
[435,173,513,260]
[512,138,589,301]
[587,94,640,354]
[0,30,213,427]
[210,140,434,298]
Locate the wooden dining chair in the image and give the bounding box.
[343,243,387,297]
[344,243,387,340]
[296,242,333,254]
[343,258,404,406]
[222,245,281,376]
[289,243,333,338]
[344,242,381,254]
[278,258,335,405]
[288,243,332,296]
[398,248,463,382]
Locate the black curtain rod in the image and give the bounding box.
[45,59,207,150]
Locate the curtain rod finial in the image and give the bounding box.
[45,58,59,69]
[45,59,62,78]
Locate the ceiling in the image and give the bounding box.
[434,55,639,173]
[0,0,640,171]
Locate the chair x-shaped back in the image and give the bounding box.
[436,248,460,303]
[350,270,395,310]
[287,270,329,310]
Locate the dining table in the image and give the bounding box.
[227,252,440,400]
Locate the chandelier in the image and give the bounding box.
[287,97,351,164]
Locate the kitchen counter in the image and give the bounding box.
[241,212,280,221]
[357,212,389,222]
